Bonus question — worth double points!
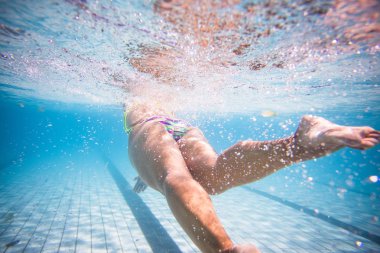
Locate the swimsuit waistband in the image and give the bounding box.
[124,113,192,135]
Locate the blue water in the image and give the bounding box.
[1,0,380,252]
[1,91,379,252]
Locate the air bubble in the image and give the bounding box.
[369,175,378,183]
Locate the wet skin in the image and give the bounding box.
[126,104,379,253]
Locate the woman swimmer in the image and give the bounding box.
[125,103,380,253]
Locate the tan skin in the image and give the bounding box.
[126,104,380,253]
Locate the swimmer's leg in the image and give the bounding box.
[129,126,258,253]
[179,115,380,194]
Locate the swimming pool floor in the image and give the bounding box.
[0,152,379,253]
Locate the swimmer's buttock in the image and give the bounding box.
[153,116,192,142]
[124,114,192,142]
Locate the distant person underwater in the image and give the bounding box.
[125,103,380,253]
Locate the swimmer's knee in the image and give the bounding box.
[161,171,224,196]
[161,173,194,196]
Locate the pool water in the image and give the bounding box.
[1,0,380,252]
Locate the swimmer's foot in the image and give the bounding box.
[222,244,260,253]
[294,115,380,158]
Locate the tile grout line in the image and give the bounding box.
[74,169,83,253]
[101,163,126,253]
[57,169,79,253]
[39,170,75,253]
[21,177,62,252]
[0,176,49,237]
[103,155,182,252]
[106,170,139,252]
[243,186,380,245]
[95,164,109,253]
[2,171,62,253]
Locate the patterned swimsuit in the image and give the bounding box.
[124,114,192,142]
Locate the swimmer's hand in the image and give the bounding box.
[133,176,148,193]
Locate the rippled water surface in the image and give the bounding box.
[0,0,379,113]
[1,1,380,252]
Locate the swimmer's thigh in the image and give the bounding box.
[129,124,193,192]
[178,128,218,189]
